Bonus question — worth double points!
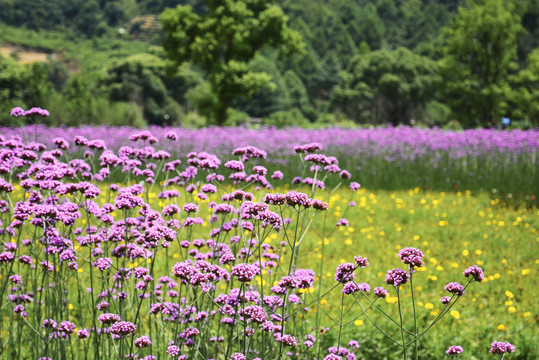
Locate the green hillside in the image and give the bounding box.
[0,0,538,128]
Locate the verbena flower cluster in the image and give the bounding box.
[489,341,516,354]
[445,345,463,355]
[398,247,424,269]
[0,108,512,359]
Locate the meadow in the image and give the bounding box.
[0,112,537,359]
[301,187,537,359]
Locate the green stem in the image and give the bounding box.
[352,293,402,346]
[337,291,345,352]
[410,270,418,360]
[406,280,473,347]
[397,289,407,360]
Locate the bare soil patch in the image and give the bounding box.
[0,44,51,64]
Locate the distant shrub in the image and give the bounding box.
[264,108,311,128]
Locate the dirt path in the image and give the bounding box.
[0,44,50,63]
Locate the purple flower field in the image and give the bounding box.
[1,121,517,359]
[3,125,537,161]
[2,124,538,202]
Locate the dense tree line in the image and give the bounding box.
[0,0,538,128]
[0,0,188,36]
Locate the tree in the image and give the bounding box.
[283,69,312,119]
[332,47,440,125]
[510,47,539,127]
[234,54,289,118]
[353,3,385,50]
[0,55,55,125]
[516,0,539,64]
[439,0,523,127]
[100,54,181,125]
[160,0,303,125]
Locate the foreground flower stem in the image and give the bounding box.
[315,199,331,360]
[397,288,407,360]
[352,294,401,346]
[87,213,99,359]
[406,280,473,347]
[410,270,418,360]
[358,292,413,335]
[337,291,345,352]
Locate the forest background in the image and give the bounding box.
[0,0,538,129]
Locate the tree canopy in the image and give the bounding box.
[439,0,523,127]
[333,48,441,125]
[160,0,303,125]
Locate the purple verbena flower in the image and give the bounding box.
[182,203,199,213]
[335,263,356,283]
[10,107,25,117]
[277,334,297,346]
[440,296,451,304]
[343,282,359,295]
[0,252,15,263]
[165,131,178,141]
[59,321,76,334]
[232,146,267,162]
[463,265,485,282]
[358,283,370,292]
[444,282,465,296]
[340,170,351,179]
[323,355,342,360]
[231,263,259,282]
[98,313,121,325]
[230,353,246,360]
[489,341,515,354]
[271,170,284,180]
[24,107,50,117]
[240,305,268,323]
[162,204,181,216]
[77,329,90,339]
[354,255,369,268]
[398,247,424,269]
[109,321,136,337]
[256,210,283,230]
[285,191,312,208]
[201,184,217,193]
[445,345,463,355]
[385,269,409,287]
[167,345,181,356]
[294,143,322,153]
[93,258,112,271]
[179,327,200,339]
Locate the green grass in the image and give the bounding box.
[277,151,539,207]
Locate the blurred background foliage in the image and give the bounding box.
[0,0,538,129]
